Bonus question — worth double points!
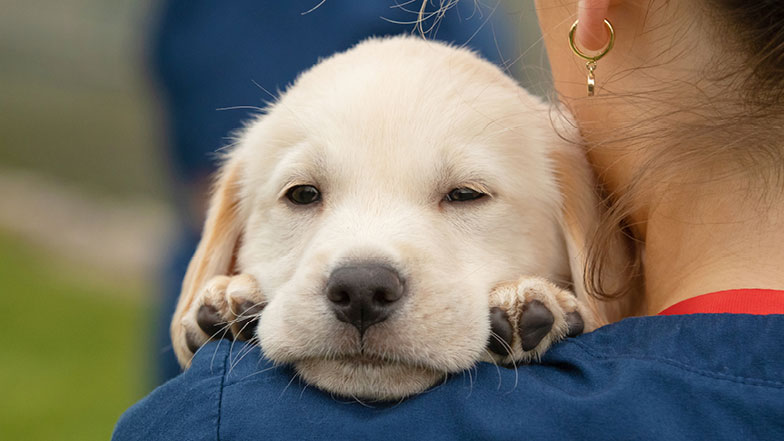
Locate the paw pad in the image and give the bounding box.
[519,300,555,351]
[484,277,590,364]
[488,307,514,356]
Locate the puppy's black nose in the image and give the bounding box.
[326,264,404,334]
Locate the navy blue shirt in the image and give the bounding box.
[113,315,784,440]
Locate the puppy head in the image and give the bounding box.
[175,36,611,399]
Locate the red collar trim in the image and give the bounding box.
[659,289,784,315]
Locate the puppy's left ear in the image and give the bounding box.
[171,153,247,367]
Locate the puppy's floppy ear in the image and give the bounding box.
[171,154,246,367]
[551,142,641,326]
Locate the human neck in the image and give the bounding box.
[641,175,784,315]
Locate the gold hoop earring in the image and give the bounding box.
[568,19,615,96]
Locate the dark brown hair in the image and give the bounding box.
[713,0,784,106]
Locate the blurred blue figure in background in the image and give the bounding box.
[148,0,517,383]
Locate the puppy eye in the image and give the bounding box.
[286,185,321,205]
[445,187,486,202]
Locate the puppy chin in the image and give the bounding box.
[294,358,445,401]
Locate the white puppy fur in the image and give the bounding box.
[171,36,631,400]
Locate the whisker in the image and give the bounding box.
[279,370,300,398]
[464,364,474,398]
[229,337,261,374]
[488,329,515,357]
[199,321,235,371]
[237,364,281,382]
[481,348,505,390]
[215,105,266,112]
[298,382,311,399]
[300,0,327,15]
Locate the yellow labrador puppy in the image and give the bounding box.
[171,36,626,400]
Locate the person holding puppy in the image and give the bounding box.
[540,0,784,316]
[115,1,784,439]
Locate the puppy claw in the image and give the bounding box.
[483,277,593,364]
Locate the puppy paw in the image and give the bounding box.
[482,276,589,364]
[178,274,266,357]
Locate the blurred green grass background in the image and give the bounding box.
[0,233,150,440]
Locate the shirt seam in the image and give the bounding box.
[216,348,229,441]
[571,340,784,389]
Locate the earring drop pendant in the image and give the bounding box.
[586,61,596,96]
[569,19,615,96]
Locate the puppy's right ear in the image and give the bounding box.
[171,154,246,367]
[551,140,644,327]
